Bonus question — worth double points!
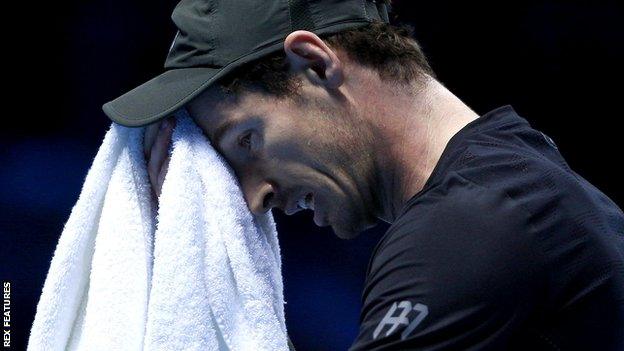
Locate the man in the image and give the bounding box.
[103,0,624,349]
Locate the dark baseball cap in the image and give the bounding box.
[102,0,390,127]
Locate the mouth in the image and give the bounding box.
[287,192,329,227]
[296,192,314,211]
[284,192,314,215]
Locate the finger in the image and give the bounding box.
[148,165,160,200]
[147,119,175,190]
[156,155,171,198]
[144,120,163,159]
[150,186,159,209]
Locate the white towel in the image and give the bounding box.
[27,108,290,351]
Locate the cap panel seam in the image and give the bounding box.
[286,0,293,32]
[362,0,369,20]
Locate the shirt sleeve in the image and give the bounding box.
[349,174,549,350]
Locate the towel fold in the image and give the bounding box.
[27,108,290,351]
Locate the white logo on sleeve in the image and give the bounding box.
[373,300,429,340]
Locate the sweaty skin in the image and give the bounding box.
[144,30,478,239]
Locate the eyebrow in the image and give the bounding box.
[211,119,240,147]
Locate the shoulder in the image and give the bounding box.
[369,167,541,282]
[351,170,549,350]
[368,142,581,284]
[453,140,580,207]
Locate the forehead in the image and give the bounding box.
[186,86,288,147]
[186,86,290,139]
[186,86,246,137]
[188,86,233,120]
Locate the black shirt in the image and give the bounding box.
[349,105,624,351]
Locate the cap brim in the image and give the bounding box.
[102,66,222,127]
[102,19,378,127]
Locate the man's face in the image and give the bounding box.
[187,83,379,239]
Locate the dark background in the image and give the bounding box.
[2,0,623,350]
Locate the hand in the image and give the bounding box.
[143,116,176,204]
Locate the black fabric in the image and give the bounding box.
[289,0,315,31]
[349,105,624,350]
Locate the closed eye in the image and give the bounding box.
[239,131,252,150]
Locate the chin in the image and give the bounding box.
[331,217,373,240]
[327,202,377,239]
[332,226,361,240]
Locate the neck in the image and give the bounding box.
[360,76,479,222]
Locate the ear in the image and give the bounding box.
[284,30,344,89]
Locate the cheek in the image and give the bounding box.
[261,120,365,195]
[219,147,249,174]
[262,135,314,167]
[263,146,332,185]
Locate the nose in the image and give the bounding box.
[245,181,277,215]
